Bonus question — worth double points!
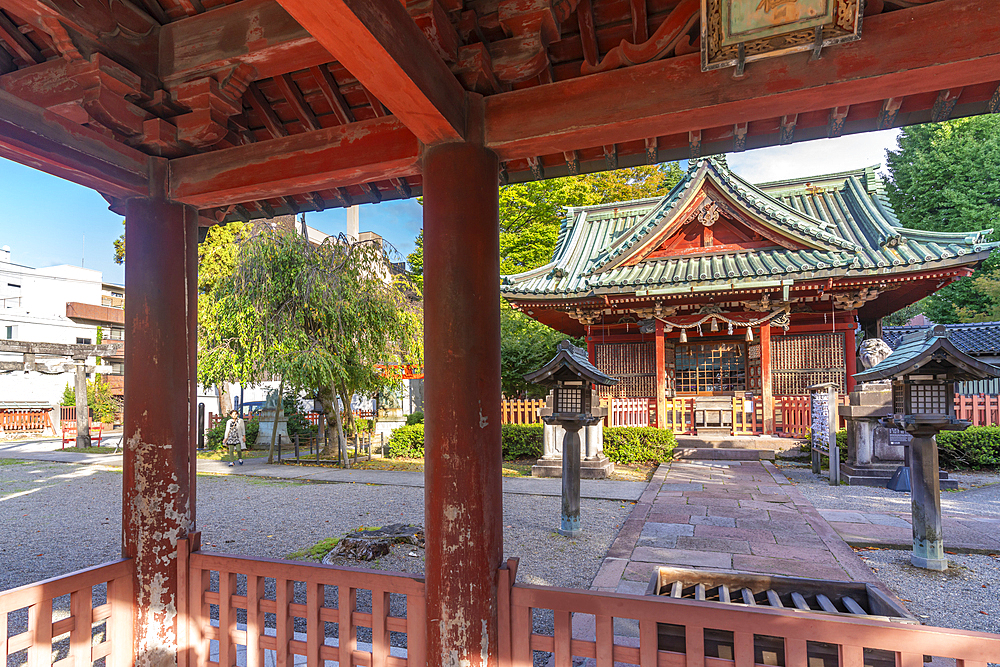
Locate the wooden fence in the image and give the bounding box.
[0,409,52,433]
[501,398,545,425]
[955,393,1000,426]
[7,550,1000,667]
[497,558,1000,667]
[609,397,652,427]
[178,536,426,667]
[0,559,134,667]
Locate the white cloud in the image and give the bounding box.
[726,129,902,183]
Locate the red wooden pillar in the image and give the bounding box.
[845,324,857,394]
[123,195,198,665]
[422,134,503,667]
[760,324,774,435]
[654,319,666,429]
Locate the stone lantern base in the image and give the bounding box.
[532,421,614,479]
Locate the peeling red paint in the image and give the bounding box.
[423,140,503,667]
[124,198,198,667]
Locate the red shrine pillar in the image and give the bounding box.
[422,127,503,667]
[760,324,774,435]
[123,194,198,666]
[654,319,667,429]
[845,324,857,394]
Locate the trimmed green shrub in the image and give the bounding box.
[388,424,424,457]
[603,427,676,464]
[936,426,1000,469]
[501,424,543,459]
[386,422,675,464]
[206,417,260,449]
[406,411,424,426]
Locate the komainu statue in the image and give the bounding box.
[860,338,893,370]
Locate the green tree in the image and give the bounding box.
[199,227,421,465]
[113,220,125,265]
[61,380,119,423]
[500,305,583,397]
[407,229,424,291]
[885,116,1000,322]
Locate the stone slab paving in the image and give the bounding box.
[590,459,881,597]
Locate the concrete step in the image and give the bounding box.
[674,447,775,461]
[675,436,805,452]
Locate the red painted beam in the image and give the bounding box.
[160,0,331,85]
[485,0,1000,160]
[167,116,420,207]
[0,88,150,199]
[275,0,467,144]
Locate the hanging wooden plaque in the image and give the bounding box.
[701,0,862,72]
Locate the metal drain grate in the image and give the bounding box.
[646,566,917,667]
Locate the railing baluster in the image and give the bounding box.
[734,631,753,667]
[406,588,427,667]
[785,638,806,666]
[553,610,571,667]
[307,582,323,667]
[840,645,864,667]
[69,589,90,667]
[511,603,532,667]
[276,579,294,667]
[371,589,389,667]
[247,575,264,667]
[219,571,235,667]
[27,600,52,667]
[339,585,356,667]
[109,571,134,667]
[683,624,704,667]
[595,615,613,667]
[639,618,658,667]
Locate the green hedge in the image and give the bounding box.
[937,426,1000,469]
[387,424,425,458]
[387,422,675,464]
[206,417,260,449]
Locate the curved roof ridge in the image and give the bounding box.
[754,164,882,189]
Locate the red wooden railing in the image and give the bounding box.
[609,397,653,427]
[497,558,1000,667]
[178,537,426,667]
[0,409,51,433]
[8,551,1000,667]
[0,560,134,667]
[501,398,545,425]
[954,393,1000,426]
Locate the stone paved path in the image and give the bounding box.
[590,460,880,596]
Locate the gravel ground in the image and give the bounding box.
[776,460,1000,518]
[1,458,633,664]
[775,460,1000,640]
[854,548,1000,635]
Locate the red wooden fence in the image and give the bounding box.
[501,398,545,425]
[7,548,1000,667]
[0,560,134,667]
[954,393,1000,426]
[0,409,52,432]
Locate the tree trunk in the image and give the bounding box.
[317,384,336,457]
[338,385,355,466]
[216,384,232,416]
[266,379,284,464]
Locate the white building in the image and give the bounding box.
[0,245,124,410]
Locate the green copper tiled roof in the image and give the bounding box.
[501,158,999,298]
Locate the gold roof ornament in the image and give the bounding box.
[702,0,863,74]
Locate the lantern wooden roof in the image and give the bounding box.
[0,0,998,224]
[524,340,618,387]
[854,324,1000,383]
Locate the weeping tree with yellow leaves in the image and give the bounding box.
[199,224,421,465]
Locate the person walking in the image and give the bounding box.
[223,409,246,466]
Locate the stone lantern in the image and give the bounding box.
[854,324,1000,570]
[525,341,618,537]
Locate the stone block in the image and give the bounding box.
[640,522,694,538]
[630,547,733,569]
[689,516,737,527]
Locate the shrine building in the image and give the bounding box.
[502,158,998,436]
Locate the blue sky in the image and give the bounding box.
[0,129,901,284]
